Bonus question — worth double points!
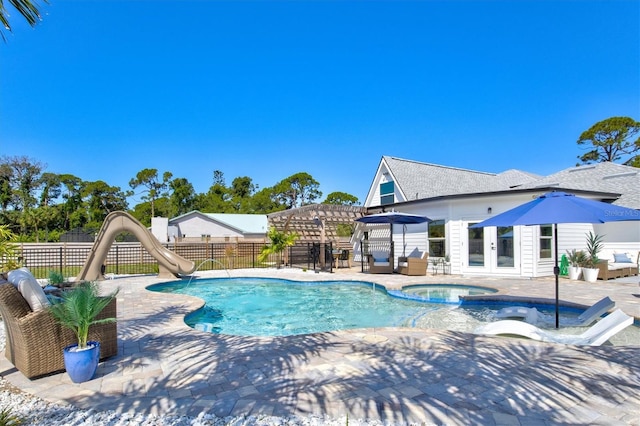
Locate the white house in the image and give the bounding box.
[356,156,640,278]
[160,211,268,243]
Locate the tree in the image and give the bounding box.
[577,116,640,166]
[129,169,173,219]
[229,176,256,212]
[58,174,85,230]
[323,191,359,206]
[273,172,322,209]
[0,0,47,41]
[258,227,298,267]
[82,181,128,228]
[0,155,45,233]
[169,177,196,216]
[39,172,61,207]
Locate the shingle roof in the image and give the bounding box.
[383,156,539,200]
[382,156,639,209]
[519,162,640,208]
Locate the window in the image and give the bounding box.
[539,225,553,259]
[380,181,394,205]
[428,220,446,257]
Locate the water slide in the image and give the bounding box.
[76,211,196,281]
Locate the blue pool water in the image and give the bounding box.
[147,277,639,344]
[399,284,498,303]
[149,278,440,336]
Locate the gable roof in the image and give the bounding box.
[374,156,639,209]
[380,156,540,201]
[170,211,268,235]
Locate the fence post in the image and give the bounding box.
[116,245,119,275]
[59,247,63,275]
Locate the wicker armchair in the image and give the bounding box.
[367,254,394,274]
[0,283,117,379]
[397,252,429,276]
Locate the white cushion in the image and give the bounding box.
[373,261,390,266]
[7,268,50,312]
[398,261,409,267]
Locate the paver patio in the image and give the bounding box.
[0,269,638,425]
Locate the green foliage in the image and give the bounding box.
[129,168,173,218]
[0,225,19,271]
[565,249,587,267]
[577,116,640,166]
[0,405,24,426]
[336,223,354,237]
[48,282,118,349]
[0,0,47,42]
[323,191,359,206]
[0,153,345,237]
[48,270,65,285]
[273,172,322,208]
[258,227,298,264]
[584,231,604,268]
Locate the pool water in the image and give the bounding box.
[400,284,498,303]
[150,278,437,336]
[147,277,639,345]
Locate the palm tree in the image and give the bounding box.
[258,227,298,267]
[1,0,46,41]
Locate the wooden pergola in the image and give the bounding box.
[267,204,367,246]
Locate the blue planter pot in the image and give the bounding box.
[63,341,100,383]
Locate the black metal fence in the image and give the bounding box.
[10,242,339,279]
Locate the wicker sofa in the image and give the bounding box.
[596,251,639,280]
[0,283,117,379]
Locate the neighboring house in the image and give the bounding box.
[357,156,639,278]
[155,211,268,243]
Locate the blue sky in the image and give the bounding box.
[1,0,638,207]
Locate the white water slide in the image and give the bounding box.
[76,211,196,281]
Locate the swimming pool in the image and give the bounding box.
[147,277,639,344]
[149,278,440,336]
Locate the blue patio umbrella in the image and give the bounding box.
[471,191,640,328]
[356,211,431,259]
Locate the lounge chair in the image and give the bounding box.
[474,309,633,346]
[495,296,615,327]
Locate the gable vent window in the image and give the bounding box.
[380,181,394,205]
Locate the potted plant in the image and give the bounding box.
[565,249,587,280]
[582,231,604,283]
[49,282,118,383]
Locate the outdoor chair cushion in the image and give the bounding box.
[7,268,50,312]
[613,253,632,263]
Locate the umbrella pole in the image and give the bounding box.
[554,223,559,329]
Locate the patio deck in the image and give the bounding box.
[0,269,638,425]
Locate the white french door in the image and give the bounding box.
[464,222,520,275]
